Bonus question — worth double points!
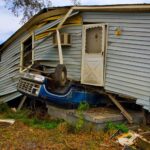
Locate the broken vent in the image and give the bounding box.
[53,33,71,46]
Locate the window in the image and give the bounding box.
[86,27,103,53]
[21,35,34,71]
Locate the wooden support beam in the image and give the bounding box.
[108,94,133,124]
[142,109,147,125]
[56,30,63,64]
[56,8,73,65]
[57,8,73,30]
[17,96,27,111]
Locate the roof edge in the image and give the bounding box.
[0,7,70,51]
[1,4,150,51]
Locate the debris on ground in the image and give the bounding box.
[11,107,17,113]
[0,102,149,150]
[0,119,15,128]
[117,131,139,146]
[135,132,150,150]
[116,129,150,150]
[0,121,122,149]
[0,119,15,125]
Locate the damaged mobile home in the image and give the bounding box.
[0,4,150,112]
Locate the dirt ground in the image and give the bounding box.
[0,120,123,150]
[0,103,149,150]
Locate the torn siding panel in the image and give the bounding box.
[0,92,22,103]
[35,18,61,35]
[82,12,150,111]
[34,25,82,81]
[136,99,150,106]
[0,33,30,103]
[136,98,150,112]
[34,11,81,41]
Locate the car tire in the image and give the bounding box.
[54,64,67,86]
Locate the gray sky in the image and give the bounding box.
[0,0,150,44]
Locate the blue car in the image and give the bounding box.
[17,73,105,106]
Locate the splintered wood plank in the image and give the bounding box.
[57,8,73,29]
[56,30,63,64]
[108,94,133,124]
[17,96,27,110]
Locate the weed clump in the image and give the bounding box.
[57,102,90,134]
[105,121,129,133]
[0,105,63,129]
[0,103,9,113]
[74,102,89,132]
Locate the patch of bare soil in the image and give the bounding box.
[0,121,122,150]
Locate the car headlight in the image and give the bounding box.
[35,89,39,95]
[23,73,45,82]
[34,75,45,82]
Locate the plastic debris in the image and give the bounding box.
[0,119,15,125]
[11,107,17,112]
[117,131,139,146]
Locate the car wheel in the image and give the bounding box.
[54,64,67,86]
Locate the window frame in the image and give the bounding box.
[85,26,103,54]
[20,33,34,72]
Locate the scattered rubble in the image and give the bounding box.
[117,131,139,146]
[0,119,15,128]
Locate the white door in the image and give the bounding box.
[81,24,106,86]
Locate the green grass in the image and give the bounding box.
[8,110,63,129]
[0,103,9,113]
[0,103,63,129]
[105,121,129,133]
[77,102,89,112]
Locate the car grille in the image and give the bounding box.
[17,78,40,96]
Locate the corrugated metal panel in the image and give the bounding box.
[35,11,79,35]
[0,33,28,103]
[35,19,61,35]
[82,12,150,111]
[0,92,22,103]
[34,25,82,81]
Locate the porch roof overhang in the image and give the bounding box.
[1,3,150,51]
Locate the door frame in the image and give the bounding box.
[81,24,108,86]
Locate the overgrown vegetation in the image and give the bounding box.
[0,102,137,149]
[0,103,63,129]
[0,102,9,113]
[105,121,129,133]
[75,102,89,131]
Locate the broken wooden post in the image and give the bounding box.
[57,8,73,30]
[142,108,147,125]
[56,30,64,64]
[17,96,27,110]
[107,94,133,124]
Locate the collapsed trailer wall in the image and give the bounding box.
[0,34,27,103]
[34,25,82,81]
[82,12,150,111]
[0,7,150,112]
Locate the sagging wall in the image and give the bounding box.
[0,32,32,103]
[34,25,82,81]
[0,38,22,103]
[82,12,150,111]
[0,15,82,103]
